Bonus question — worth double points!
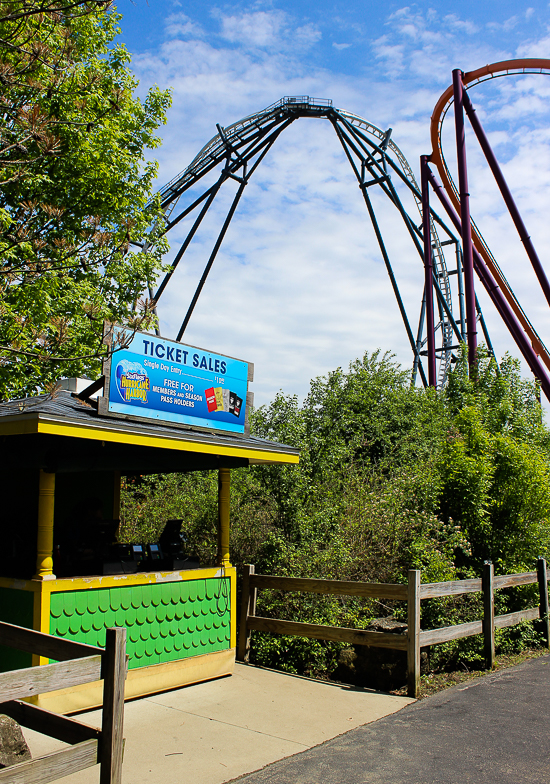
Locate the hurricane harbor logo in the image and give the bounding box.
[115,360,150,404]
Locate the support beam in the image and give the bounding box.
[154,182,222,304]
[35,470,55,580]
[177,181,247,341]
[421,155,437,387]
[453,69,477,371]
[456,243,466,339]
[331,119,427,386]
[426,165,550,402]
[218,468,231,567]
[462,88,550,310]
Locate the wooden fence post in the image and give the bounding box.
[482,561,495,669]
[537,557,550,648]
[407,569,421,698]
[100,627,127,784]
[237,564,256,662]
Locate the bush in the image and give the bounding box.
[120,349,550,679]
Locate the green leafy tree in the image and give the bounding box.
[120,349,550,677]
[0,1,171,398]
[439,350,550,572]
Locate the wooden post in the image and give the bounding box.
[407,569,421,698]
[482,560,495,669]
[34,469,56,579]
[537,557,550,648]
[218,468,231,567]
[100,627,127,784]
[237,564,256,662]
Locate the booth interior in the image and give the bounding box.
[0,384,299,713]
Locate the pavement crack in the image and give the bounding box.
[145,699,310,747]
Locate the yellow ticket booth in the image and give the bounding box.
[0,329,298,712]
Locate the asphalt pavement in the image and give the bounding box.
[229,654,550,784]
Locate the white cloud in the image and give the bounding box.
[516,29,550,57]
[217,10,286,47]
[163,13,204,39]
[212,9,321,52]
[372,7,508,87]
[295,24,322,47]
[372,37,405,76]
[332,43,351,51]
[487,16,519,33]
[130,6,550,407]
[443,13,479,34]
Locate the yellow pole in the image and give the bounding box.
[34,469,56,580]
[218,468,231,567]
[32,582,52,667]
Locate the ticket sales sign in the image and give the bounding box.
[101,325,253,435]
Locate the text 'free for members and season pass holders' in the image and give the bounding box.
[103,327,252,435]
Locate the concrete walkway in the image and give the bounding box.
[23,662,413,783]
[229,654,550,784]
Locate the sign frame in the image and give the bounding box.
[98,323,254,437]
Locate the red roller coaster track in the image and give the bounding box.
[429,59,550,379]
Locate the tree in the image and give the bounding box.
[0,1,171,398]
[440,351,550,572]
[119,348,550,676]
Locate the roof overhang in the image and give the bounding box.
[0,410,299,467]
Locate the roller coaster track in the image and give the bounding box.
[430,59,550,375]
[152,97,484,386]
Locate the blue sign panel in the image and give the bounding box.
[103,327,251,434]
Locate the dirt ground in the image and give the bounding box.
[389,646,548,698]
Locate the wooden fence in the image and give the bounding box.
[238,559,550,698]
[0,622,127,784]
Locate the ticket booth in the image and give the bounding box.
[0,327,299,712]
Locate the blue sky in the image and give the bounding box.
[112,1,550,405]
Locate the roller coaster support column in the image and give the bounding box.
[177,179,247,341]
[461,89,550,309]
[453,69,477,371]
[426,165,550,402]
[421,155,437,387]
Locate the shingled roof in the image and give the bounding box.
[0,390,299,473]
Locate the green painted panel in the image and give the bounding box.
[49,578,231,670]
[0,587,34,672]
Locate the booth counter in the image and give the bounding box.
[0,387,298,712]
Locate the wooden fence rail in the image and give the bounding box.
[0,622,127,784]
[238,558,550,698]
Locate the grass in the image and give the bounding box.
[390,647,549,699]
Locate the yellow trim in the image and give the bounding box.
[1,566,235,594]
[35,565,234,593]
[32,582,51,667]
[218,468,230,567]
[36,420,299,462]
[0,415,298,463]
[35,648,236,714]
[0,408,300,466]
[229,567,237,650]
